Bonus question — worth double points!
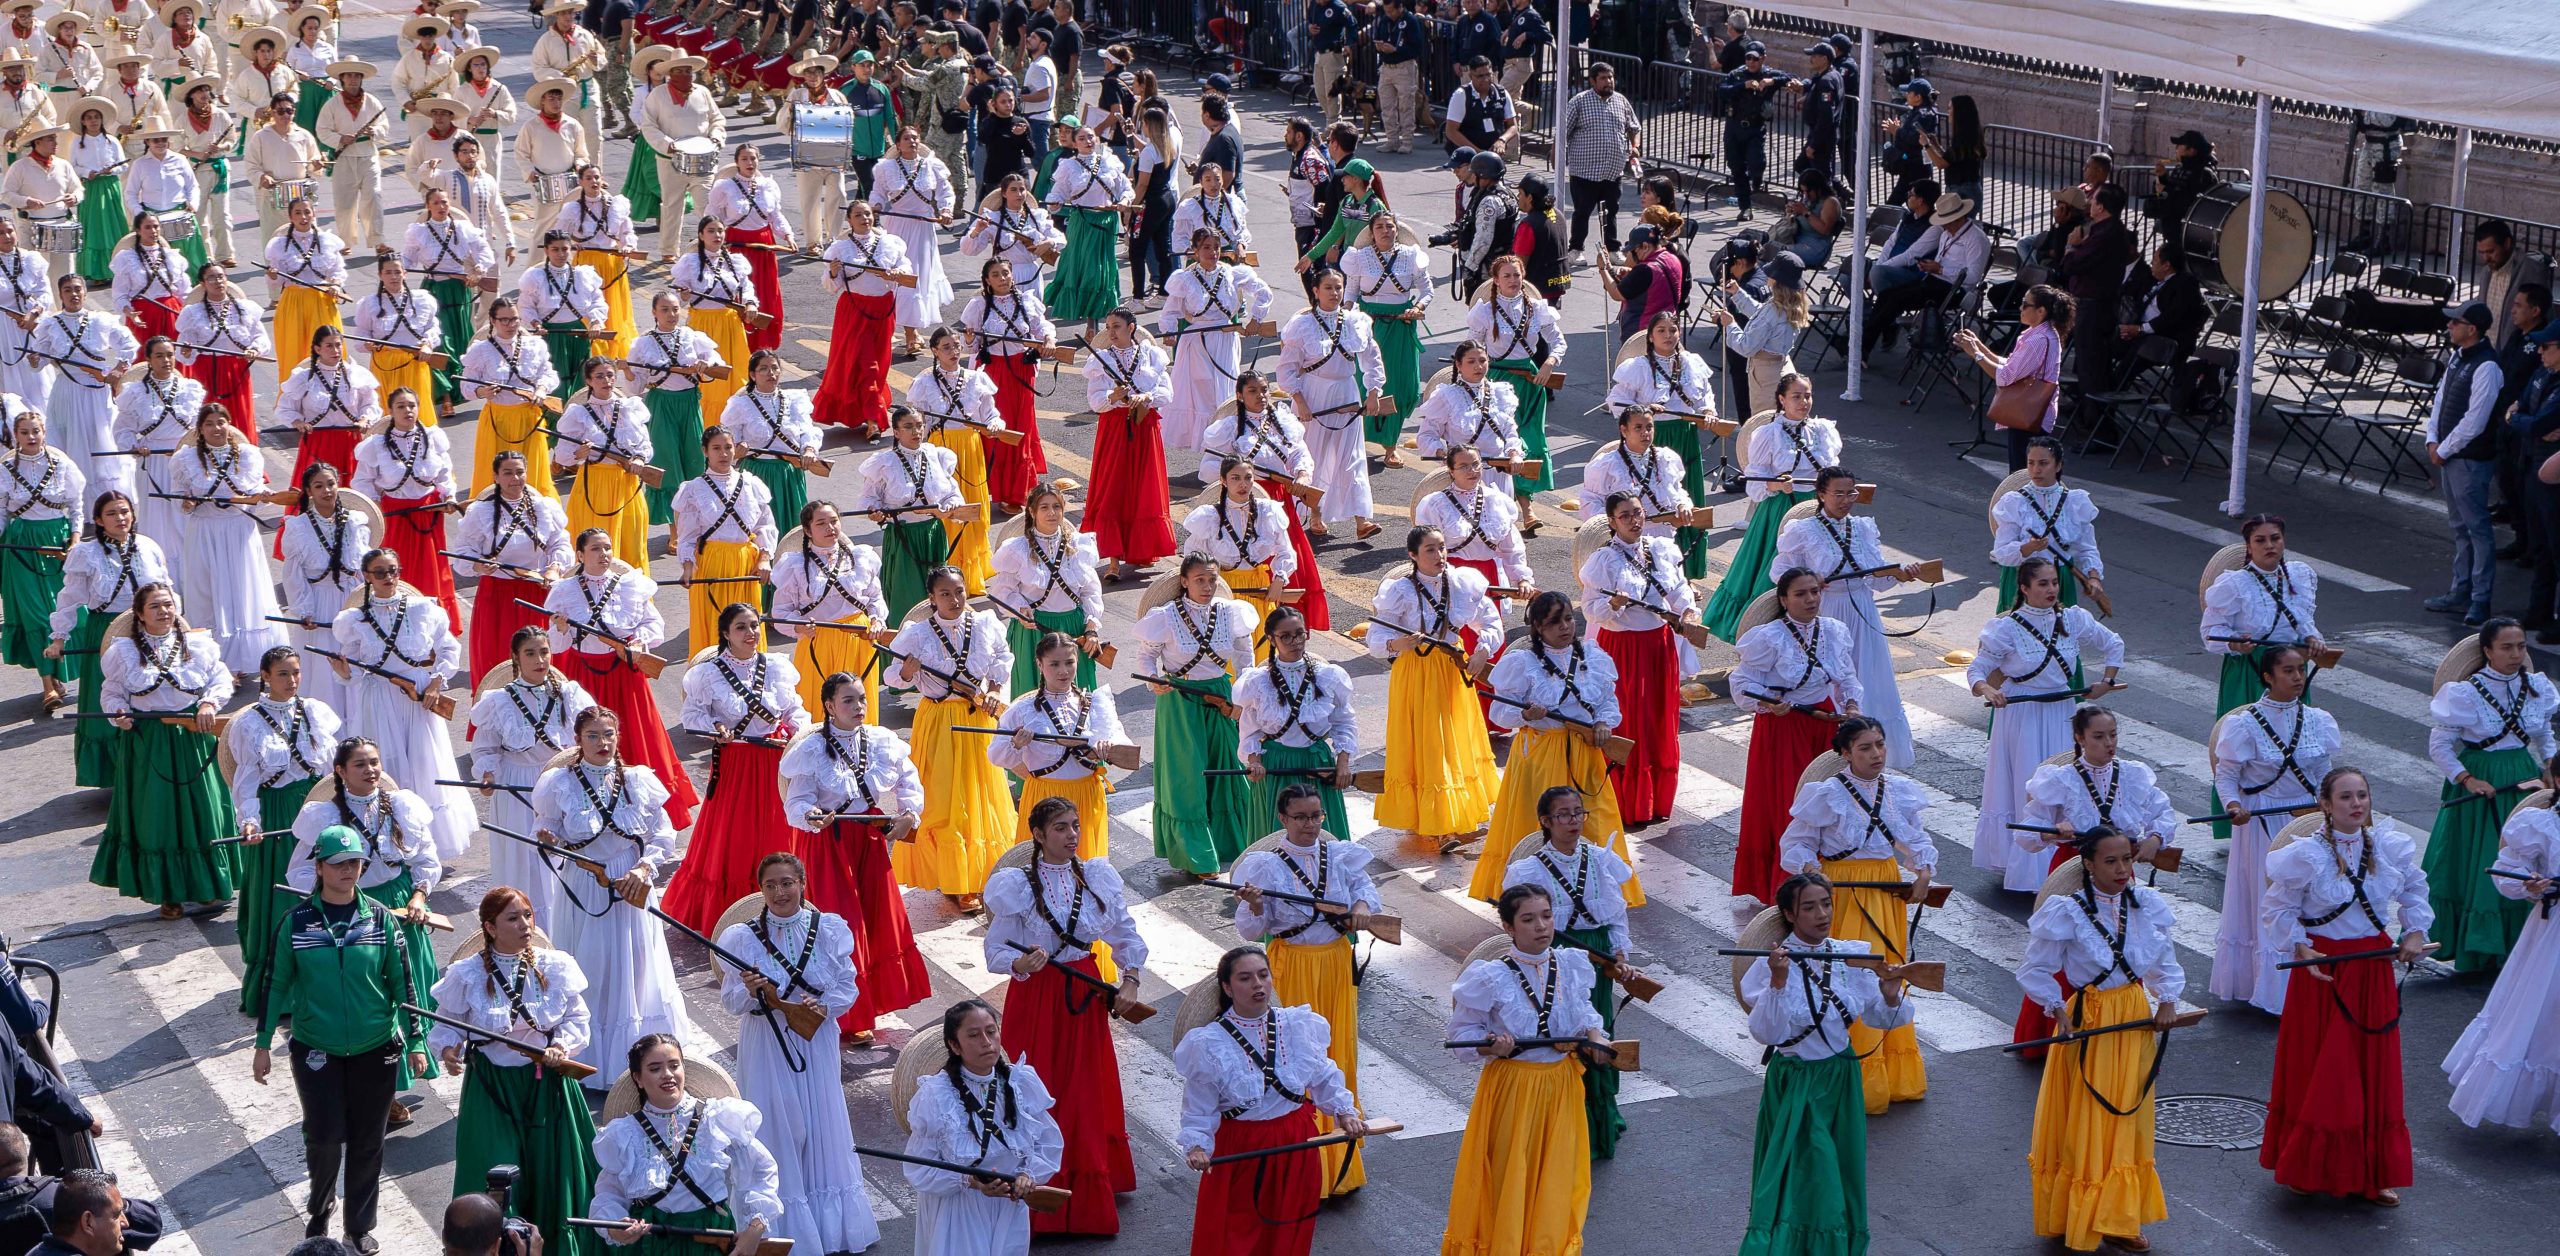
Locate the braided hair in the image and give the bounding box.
[476,885,550,991]
[939,998,1017,1127]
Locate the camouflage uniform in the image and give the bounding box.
[912,49,972,210]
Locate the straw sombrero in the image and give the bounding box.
[601,1053,739,1122]
[285,4,331,32]
[628,45,674,81]
[1170,974,1227,1041]
[1781,498,1824,526]
[1137,568,1235,617]
[472,657,523,697]
[65,96,115,128]
[1569,516,1614,571]
[402,15,449,42]
[1409,468,1454,517]
[709,893,784,980]
[1797,749,1846,789]
[2197,543,2249,609]
[448,923,555,965]
[2033,855,2091,914]
[2432,636,2497,692]
[1735,589,1784,639]
[1612,331,1652,369]
[1732,408,1777,466]
[1728,904,1791,1005]
[1986,468,2035,532]
[1463,933,1515,987]
[236,26,284,53]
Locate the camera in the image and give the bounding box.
[485,1166,540,1256]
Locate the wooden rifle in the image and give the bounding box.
[765,615,893,642]
[1649,407,1736,438]
[484,824,617,892]
[645,903,830,1040]
[404,265,502,295]
[175,340,278,363]
[995,940,1157,1021]
[512,597,667,678]
[1832,557,1945,584]
[1199,878,1402,944]
[2204,636,2346,669]
[1546,930,1664,1001]
[436,549,555,582]
[402,1002,598,1078]
[458,376,566,414]
[63,710,231,734]
[1713,947,1948,993]
[1483,456,1545,481]
[2003,1007,2207,1053]
[566,1218,795,1253]
[1822,880,1955,909]
[22,349,117,385]
[680,727,791,750]
[1365,616,1482,675]
[805,809,919,842]
[1132,673,1237,718]
[1611,593,1713,648]
[681,289,775,331]
[1206,1119,1405,1165]
[304,646,460,718]
[831,259,921,288]
[603,351,735,385]
[1474,689,1634,764]
[0,541,65,556]
[974,331,1080,364]
[1645,506,1712,530]
[2277,942,2437,970]
[952,724,1142,770]
[1488,360,1566,390]
[1161,317,1279,340]
[1201,765,1389,794]
[874,641,1002,711]
[538,422,668,488]
[436,776,534,797]
[1443,1036,1640,1070]
[744,444,834,476]
[1999,829,2186,873]
[874,500,984,523]
[149,489,295,509]
[669,573,774,589]
[1987,683,2124,707]
[2185,805,2314,825]
[847,1147,1069,1214]
[387,498,468,517]
[981,590,1116,666]
[340,332,450,368]
[922,407,1026,445]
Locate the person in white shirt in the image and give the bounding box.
[1477,589,1631,899]
[1370,524,1503,850]
[4,128,84,282]
[262,188,345,379]
[1075,309,1173,580]
[0,216,46,407]
[388,16,453,142]
[513,79,589,236]
[886,564,1015,907]
[1416,343,1528,500]
[637,55,724,261]
[2422,618,2557,971]
[662,602,805,932]
[529,0,605,151]
[328,546,470,857]
[220,644,340,1006]
[274,322,378,503]
[1160,228,1274,464]
[623,288,724,519]
[346,255,445,424]
[1233,603,1357,831]
[110,336,200,563]
[704,142,794,353]
[902,1000,1065,1253]
[37,13,101,96]
[170,78,236,268]
[107,210,191,353]
[904,327,1002,591]
[1969,556,2127,893]
[173,261,266,426]
[853,404,962,620]
[311,61,388,253]
[1338,211,1431,457]
[452,45,514,190]
[1863,190,1989,354]
[808,198,909,437]
[1991,435,2107,611]
[1577,405,1692,545]
[959,172,1063,291]
[985,482,1103,693]
[2208,645,2336,1015]
[668,427,777,655]
[777,54,847,259]
[147,6,220,93]
[99,55,173,150]
[864,125,954,340]
[1769,468,1922,769]
[777,671,931,1036]
[119,130,198,268]
[34,275,140,492]
[986,632,1129,855]
[349,388,461,629]
[1174,945,1363,1248]
[533,712,687,1087]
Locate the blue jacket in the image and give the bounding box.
[1308,0,1358,53]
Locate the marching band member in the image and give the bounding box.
[1732,568,1865,905]
[542,528,698,828]
[530,1,606,148]
[280,9,332,131]
[1235,605,1356,838]
[779,55,849,259]
[1772,467,1916,768]
[909,326,1002,592]
[1468,256,1563,515]
[34,273,139,493]
[856,404,963,619]
[171,80,235,273]
[329,546,470,858]
[346,255,444,426]
[449,449,571,675]
[1370,524,1500,849]
[559,163,640,359]
[1479,591,1634,900]
[1702,372,1839,641]
[1443,885,1606,1256]
[705,144,792,352]
[69,102,129,286]
[1182,458,1295,662]
[1578,405,1691,544]
[440,136,516,277]
[175,262,270,429]
[1040,121,1132,326]
[714,853,873,1256]
[662,603,805,932]
[461,297,561,496]
[1079,307,1174,580]
[557,357,655,561]
[903,1000,1064,1255]
[1607,314,1717,575]
[987,483,1102,693]
[2260,767,2431,1206]
[48,491,165,786]
[5,128,83,286]
[779,670,930,1038]
[91,580,235,918]
[169,403,282,674]
[1176,945,1362,1256]
[627,290,723,519]
[2209,644,2336,1013]
[2201,513,2322,714]
[1737,872,1913,1255]
[284,738,445,1057]
[1160,227,1274,461]
[148,9,220,99]
[515,80,590,237]
[809,199,908,434]
[590,1035,781,1244]
[1417,342,1527,502]
[1503,785,1640,1157]
[669,426,776,655]
[521,227,609,400]
[350,388,461,630]
[2424,617,2554,971]
[1138,553,1257,874]
[866,125,953,345]
[722,349,820,530]
[1202,371,1327,624]
[465,627,593,927]
[110,336,198,563]
[1276,267,1380,537]
[672,216,758,421]
[1341,210,1430,457]
[311,60,387,255]
[1971,557,2127,893]
[223,645,338,1012]
[982,795,1147,1235]
[1577,492,1696,833]
[454,47,515,190]
[533,707,686,1089]
[243,93,321,253]
[275,323,378,499]
[2444,766,2560,1131]
[638,56,724,264]
[273,461,365,714]
[0,409,79,707]
[961,257,1055,511]
[888,565,1015,908]
[988,631,1127,853]
[769,500,883,717]
[399,186,494,407]
[958,172,1063,291]
[264,195,346,377]
[1993,436,2106,611]
[429,887,600,1256]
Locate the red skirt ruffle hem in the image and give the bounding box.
[1189,1103,1320,1256]
[1599,624,1682,828]
[811,289,896,430]
[2259,932,2412,1198]
[1086,406,1176,566]
[1001,955,1135,1234]
[188,351,257,436]
[377,491,463,632]
[982,351,1047,508]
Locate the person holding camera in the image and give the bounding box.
[444,1190,540,1256]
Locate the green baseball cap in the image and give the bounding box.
[849,49,874,64]
[312,824,369,864]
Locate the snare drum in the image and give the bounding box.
[24,217,79,254]
[789,103,853,168]
[154,210,198,242]
[669,136,720,178]
[533,170,580,205]
[265,178,317,212]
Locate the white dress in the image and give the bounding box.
[531,758,684,1088]
[1967,605,2124,892]
[33,310,139,495]
[1275,306,1382,525]
[1577,441,1690,538]
[866,152,955,325]
[715,906,875,1255]
[590,1097,784,1229]
[329,589,470,858]
[1157,261,1274,459]
[465,673,596,925]
[1412,376,1524,499]
[903,1063,1065,1256]
[109,369,203,568]
[168,441,286,673]
[221,695,341,823]
[1770,510,1911,768]
[2210,696,2341,1013]
[2443,806,2560,1133]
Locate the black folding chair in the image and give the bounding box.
[2336,351,2444,493]
[2264,343,2366,481]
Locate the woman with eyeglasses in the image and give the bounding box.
[462,296,564,497]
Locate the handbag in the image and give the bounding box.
[1988,373,2057,431]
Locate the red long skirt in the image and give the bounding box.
[1001,956,1135,1235]
[1599,625,1681,828]
[127,296,180,347]
[728,225,785,352]
[377,491,463,632]
[2260,933,2412,1197]
[557,648,700,829]
[1190,1104,1321,1256]
[1270,478,1332,630]
[464,574,550,680]
[2010,978,2078,1062]
[982,351,1046,508]
[188,351,257,436]
[278,426,362,558]
[661,740,794,934]
[1733,703,1836,906]
[797,817,932,1033]
[811,289,895,430]
[1086,406,1175,565]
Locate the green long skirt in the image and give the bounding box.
[1250,738,1348,839]
[1491,358,1554,493]
[640,388,707,518]
[881,516,951,622]
[68,610,113,787]
[742,457,807,548]
[1563,925,1625,1160]
[454,1056,602,1256]
[1651,418,1713,580]
[75,176,125,284]
[2426,745,2538,972]
[1152,678,1254,874]
[1994,561,2082,614]
[426,277,477,406]
[364,868,442,1073]
[1007,607,1093,696]
[232,777,319,1015]
[623,133,663,223]
[627,1203,731,1256]
[1358,300,1423,447]
[294,80,330,134]
[1,517,69,678]
[1703,491,1811,642]
[543,321,592,401]
[89,717,235,905]
[1737,1050,1867,1256]
[1044,206,1124,323]
[172,220,208,274]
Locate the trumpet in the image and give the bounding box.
[226,13,248,32]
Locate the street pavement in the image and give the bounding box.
[1,7,2553,1256]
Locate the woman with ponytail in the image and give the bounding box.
[721,347,821,530]
[769,500,886,717]
[330,546,473,860]
[223,645,341,1014]
[1235,605,1357,840]
[1137,553,1258,874]
[1731,567,1862,905]
[663,603,806,935]
[277,461,370,714]
[988,482,1105,694]
[908,324,1004,593]
[462,296,564,496]
[1578,490,1695,834]
[1501,786,1639,1157]
[173,401,288,674]
[1175,946,1363,1256]
[1969,555,2124,895]
[533,706,686,1087]
[1370,523,1501,851]
[669,425,777,656]
[902,999,1064,1254]
[89,580,235,919]
[988,632,1129,855]
[1181,456,1298,665]
[2422,616,2554,971]
[351,386,463,630]
[467,628,595,926]
[855,404,965,620]
[0,408,82,710]
[1700,370,1837,642]
[48,491,167,786]
[780,671,931,1040]
[889,566,1017,907]
[1203,370,1330,626]
[669,217,758,420]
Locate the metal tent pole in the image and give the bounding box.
[2450,125,2476,272]
[1845,27,1874,402]
[2096,70,2114,147]
[2223,92,2273,515]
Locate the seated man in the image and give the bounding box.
[1863,190,1988,353]
[0,1125,168,1255]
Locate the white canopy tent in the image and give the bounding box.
[1746,0,2560,511]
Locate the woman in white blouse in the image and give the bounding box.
[541,527,699,829]
[109,208,193,347]
[1157,231,1274,466]
[662,603,807,934]
[903,1000,1064,1255]
[1443,885,1608,1255]
[351,387,462,629]
[2209,644,2338,1014]
[2443,776,2560,1133]
[1275,267,1382,535]
[2017,706,2178,880]
[222,643,340,1011]
[780,671,931,1039]
[1236,605,1358,840]
[626,288,727,519]
[1041,122,1133,325]
[1993,435,2105,612]
[557,165,640,360]
[988,631,1127,856]
[1702,372,1841,642]
[1729,569,1865,908]
[1969,556,2125,894]
[90,580,235,917]
[810,199,910,437]
[705,144,796,356]
[428,886,598,1256]
[47,491,167,785]
[276,323,379,506]
[714,853,875,1256]
[2258,767,2432,1206]
[1182,458,1297,664]
[284,736,445,1023]
[888,565,1015,909]
[865,126,955,343]
[2016,828,2185,1252]
[461,297,563,497]
[591,1034,782,1237]
[0,410,82,708]
[1577,491,1696,834]
[669,426,776,656]
[671,217,761,421]
[36,274,141,494]
[722,347,822,532]
[557,356,656,563]
[768,499,884,717]
[177,264,274,431]
[327,545,471,860]
[1778,715,1934,1112]
[1772,467,1918,769]
[2423,617,2556,972]
[111,337,204,563]
[264,197,348,378]
[1468,255,1562,513]
[1175,946,1362,1253]
[1138,553,1259,874]
[909,326,1005,593]
[1499,786,1641,1158]
[170,405,285,675]
[981,796,1147,1236]
[1605,314,1717,576]
[1200,371,1328,625]
[1417,342,1527,500]
[1166,162,1254,266]
[855,404,964,620]
[961,257,1057,513]
[69,102,129,292]
[1370,524,1501,848]
[465,628,594,926]
[533,707,687,1087]
[1340,211,1430,459]
[449,449,573,677]
[2200,513,2323,715]
[1578,405,1693,544]
[959,172,1065,292]
[987,482,1103,694]
[1479,591,1634,901]
[1078,308,1176,579]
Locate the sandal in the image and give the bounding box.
[156,904,182,921]
[2370,1189,2401,1208]
[1353,520,1381,540]
[2103,1235,2150,1252]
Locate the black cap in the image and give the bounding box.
[1741,40,1765,57]
[2170,129,2209,149]
[1802,43,1834,60]
[1206,72,1234,92]
[1446,145,1478,170]
[2447,299,2494,331]
[1827,32,1853,53]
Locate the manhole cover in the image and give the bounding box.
[2155,1094,2267,1149]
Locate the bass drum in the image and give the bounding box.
[2182,183,2315,301]
[790,102,853,168]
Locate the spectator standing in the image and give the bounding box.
[1369,0,1427,156]
[1879,77,1938,206]
[1793,41,1843,178]
[1496,0,1549,157]
[1453,0,1502,67]
[2495,283,2552,564]
[2512,327,2560,639]
[1308,0,1357,125]
[1925,94,1987,208]
[1016,27,1056,152]
[2477,219,2554,347]
[1046,2,1083,122]
[1197,95,1241,184]
[1718,41,1782,219]
[2144,129,2219,262]
[2426,300,2506,626]
[2057,181,2135,398]
[1441,56,1515,157]
[1558,60,1637,265]
[940,0,992,57]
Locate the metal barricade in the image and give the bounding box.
[2416,204,2560,300]
[2266,176,2417,300]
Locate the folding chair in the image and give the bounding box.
[2074,333,2177,464]
[2150,345,2238,480]
[2336,351,2443,492]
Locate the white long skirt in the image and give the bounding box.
[739,1013,881,1254]
[2444,903,2560,1132]
[2211,810,2292,1015]
[1826,584,1912,770]
[133,451,188,589]
[1972,696,2071,893]
[0,337,48,410]
[913,1177,1031,1256]
[1162,330,1240,459]
[49,379,125,504]
[342,670,473,860]
[177,506,286,674]
[293,623,353,716]
[482,747,561,927]
[887,218,951,326]
[552,877,684,1090]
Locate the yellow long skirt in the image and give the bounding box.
[1016,768,1109,859]
[896,695,1018,894]
[276,285,342,378]
[1442,1056,1590,1256]
[565,460,650,565]
[930,427,992,592]
[1269,936,1363,1195]
[576,247,639,359]
[2027,982,2166,1251]
[370,347,440,426]
[1821,856,1926,1112]
[689,304,749,422]
[790,620,878,719]
[687,538,767,656]
[1475,726,1643,906]
[471,401,558,498]
[1219,564,1275,664]
[1374,648,1499,837]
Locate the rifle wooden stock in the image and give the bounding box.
[402,1002,601,1079]
[766,616,894,642]
[952,725,1143,770]
[873,643,1001,710]
[809,810,921,842]
[1618,597,1713,648]
[513,598,667,678]
[876,501,983,523]
[1443,1037,1639,1070]
[1713,948,1948,993]
[1474,690,1635,764]
[459,378,567,413]
[342,333,452,367]
[305,646,460,718]
[566,1218,795,1252]
[1205,1119,1405,1165]
[1999,828,2185,872]
[1551,931,1663,1001]
[1491,362,1565,390]
[746,446,833,475]
[1655,409,1737,438]
[981,593,1119,667]
[1835,557,1944,584]
[1743,692,1846,722]
[998,941,1157,1021]
[1483,456,1545,482]
[483,824,614,890]
[150,489,298,508]
[1198,878,1401,943]
[1825,880,1954,908]
[646,903,830,1040]
[541,425,669,488]
[2185,805,2315,825]
[436,550,555,582]
[848,1147,1071,1213]
[1989,684,2123,707]
[1133,673,1238,718]
[2002,1007,2207,1053]
[926,412,1026,445]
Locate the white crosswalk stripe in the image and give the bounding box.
[46,1029,206,1256]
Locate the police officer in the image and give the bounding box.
[1793,42,1844,179]
[1717,41,1784,220]
[1442,55,1515,156]
[1307,0,1359,126]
